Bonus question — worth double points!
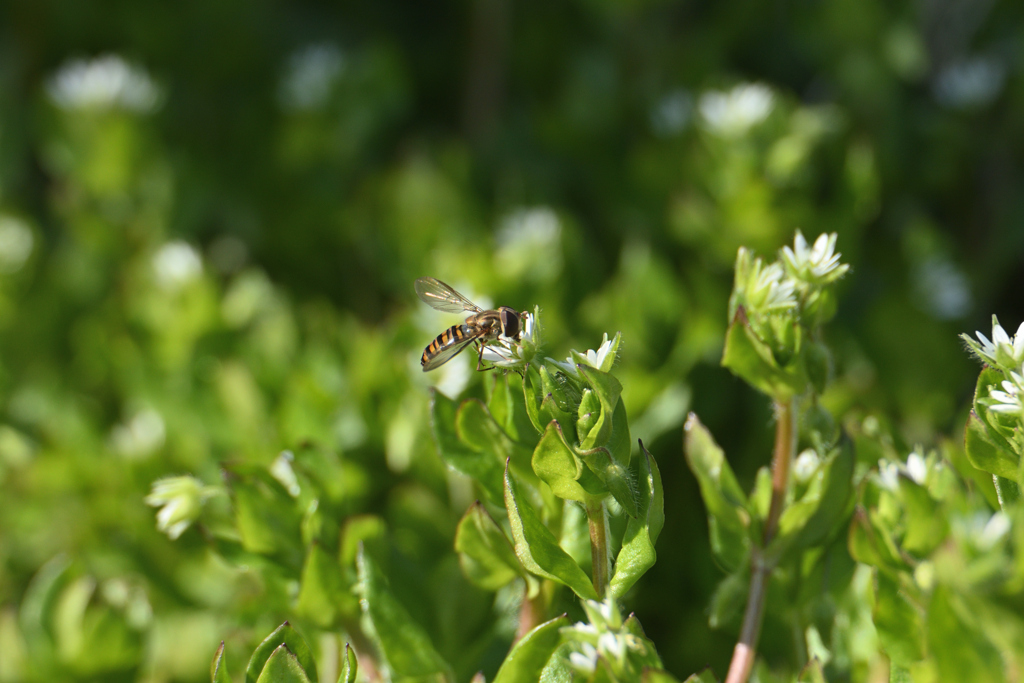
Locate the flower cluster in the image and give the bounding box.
[962,316,1024,373]
[727,231,848,373]
[963,317,1024,441]
[563,598,659,679]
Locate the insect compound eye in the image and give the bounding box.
[500,309,520,339]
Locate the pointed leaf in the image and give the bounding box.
[455,502,526,591]
[255,645,313,683]
[357,549,451,680]
[796,659,826,683]
[492,615,569,683]
[504,465,598,600]
[337,644,357,683]
[211,641,230,683]
[683,414,750,571]
[679,669,718,683]
[610,442,665,598]
[246,623,318,683]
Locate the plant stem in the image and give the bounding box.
[724,396,796,683]
[515,585,546,642]
[586,497,610,597]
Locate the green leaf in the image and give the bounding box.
[707,567,748,629]
[431,391,505,504]
[683,414,750,571]
[574,364,622,452]
[228,468,302,563]
[873,572,923,667]
[927,587,1005,683]
[678,669,718,683]
[524,366,576,441]
[767,445,854,561]
[356,548,451,680]
[532,421,589,502]
[492,615,569,683]
[458,399,532,471]
[575,444,638,518]
[338,644,357,683]
[964,411,1019,481]
[848,507,905,572]
[296,542,346,627]
[245,623,318,683]
[340,515,388,568]
[897,477,948,556]
[643,670,686,683]
[721,309,806,399]
[609,442,664,598]
[504,464,598,600]
[796,659,826,683]
[212,642,231,683]
[454,502,527,591]
[622,615,663,669]
[255,645,313,683]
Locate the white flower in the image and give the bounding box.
[47,55,162,113]
[699,83,774,136]
[734,248,797,316]
[581,333,618,372]
[110,408,166,459]
[963,316,1024,370]
[782,231,850,286]
[598,632,626,660]
[480,308,539,369]
[905,451,927,484]
[278,43,346,111]
[153,241,203,290]
[568,642,598,674]
[146,476,215,539]
[988,367,1024,417]
[793,449,821,483]
[0,216,34,273]
[547,332,622,378]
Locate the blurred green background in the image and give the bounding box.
[0,0,1023,680]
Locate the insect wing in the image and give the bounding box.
[422,334,479,371]
[415,277,483,314]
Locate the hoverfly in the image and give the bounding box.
[415,277,523,372]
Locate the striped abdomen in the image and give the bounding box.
[421,324,473,365]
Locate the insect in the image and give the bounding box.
[415,276,523,372]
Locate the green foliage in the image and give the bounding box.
[2,4,1024,680]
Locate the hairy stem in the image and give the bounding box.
[586,497,610,597]
[725,396,796,683]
